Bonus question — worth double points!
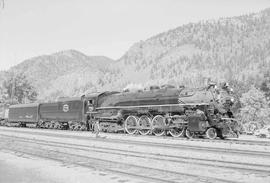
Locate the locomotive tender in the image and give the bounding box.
[0,83,239,139]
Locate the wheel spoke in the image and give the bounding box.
[152,115,166,136]
[125,115,138,134]
[169,127,185,137]
[138,115,152,135]
[168,119,186,137]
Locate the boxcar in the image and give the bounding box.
[8,103,40,124]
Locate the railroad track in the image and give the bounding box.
[1,135,269,183]
[1,134,270,173]
[1,126,270,147]
[1,127,270,158]
[137,133,270,146]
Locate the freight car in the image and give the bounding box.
[8,103,39,127]
[5,97,90,130]
[2,83,239,139]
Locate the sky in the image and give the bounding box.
[1,0,270,70]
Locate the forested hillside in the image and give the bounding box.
[1,8,270,103]
[107,8,270,92]
[1,8,270,130]
[0,50,114,101]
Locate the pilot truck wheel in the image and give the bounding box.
[206,127,217,139]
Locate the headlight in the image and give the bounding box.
[230,98,234,103]
[200,121,208,130]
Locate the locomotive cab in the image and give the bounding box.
[81,93,101,131]
[86,99,95,113]
[82,92,102,113]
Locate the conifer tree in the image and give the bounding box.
[2,73,38,104]
[239,86,270,128]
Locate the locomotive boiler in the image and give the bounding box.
[84,83,239,139]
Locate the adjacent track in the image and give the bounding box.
[1,126,270,146]
[1,127,270,183]
[0,136,257,183]
[1,127,270,158]
[1,134,270,174]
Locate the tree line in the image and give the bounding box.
[1,71,270,132]
[0,72,37,104]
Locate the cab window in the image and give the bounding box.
[88,100,94,106]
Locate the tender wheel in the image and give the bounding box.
[152,115,166,136]
[69,125,75,130]
[50,121,55,129]
[206,127,217,139]
[75,122,85,131]
[68,121,76,130]
[185,129,195,138]
[138,115,152,135]
[45,122,50,129]
[37,120,44,128]
[125,115,138,135]
[53,121,61,129]
[80,123,87,131]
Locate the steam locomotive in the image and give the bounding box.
[0,83,239,139]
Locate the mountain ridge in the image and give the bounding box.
[111,7,270,89]
[1,49,115,101]
[2,7,270,101]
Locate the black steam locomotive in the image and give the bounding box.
[0,83,239,139]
